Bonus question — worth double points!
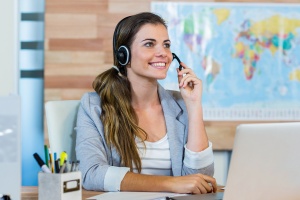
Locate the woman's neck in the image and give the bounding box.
[130,81,160,109]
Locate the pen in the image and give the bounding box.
[53,152,57,173]
[59,160,67,173]
[33,153,51,173]
[60,151,68,166]
[70,161,75,172]
[44,145,49,167]
[55,159,60,173]
[54,152,57,162]
[75,160,80,171]
[64,161,69,173]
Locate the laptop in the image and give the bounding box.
[173,122,300,200]
[0,95,21,200]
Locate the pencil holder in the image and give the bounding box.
[38,171,82,200]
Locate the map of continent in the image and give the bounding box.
[234,15,300,80]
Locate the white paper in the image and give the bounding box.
[86,192,188,200]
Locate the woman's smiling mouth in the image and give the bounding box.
[149,62,166,68]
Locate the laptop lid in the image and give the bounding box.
[224,122,300,200]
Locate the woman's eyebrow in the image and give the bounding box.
[141,39,171,43]
[141,38,156,42]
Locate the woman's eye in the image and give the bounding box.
[164,43,171,48]
[145,42,154,47]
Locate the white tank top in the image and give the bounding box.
[133,134,172,176]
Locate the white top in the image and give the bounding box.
[134,134,172,176]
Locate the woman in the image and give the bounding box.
[76,12,217,194]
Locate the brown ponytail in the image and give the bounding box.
[93,68,146,172]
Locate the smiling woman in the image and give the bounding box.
[75,12,216,194]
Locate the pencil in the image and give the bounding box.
[49,148,54,173]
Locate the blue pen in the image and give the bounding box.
[53,152,57,173]
[54,152,57,162]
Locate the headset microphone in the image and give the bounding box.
[172,53,183,71]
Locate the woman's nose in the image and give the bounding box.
[155,46,168,57]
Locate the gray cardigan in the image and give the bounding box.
[75,85,214,191]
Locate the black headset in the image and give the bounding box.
[113,16,131,67]
[113,16,183,72]
[172,53,183,71]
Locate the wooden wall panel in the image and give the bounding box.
[45,0,299,149]
[45,51,105,64]
[46,14,98,38]
[46,1,107,14]
[49,39,103,51]
[45,64,105,76]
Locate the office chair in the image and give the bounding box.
[45,100,80,162]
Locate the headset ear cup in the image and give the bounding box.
[116,51,125,64]
[117,45,130,66]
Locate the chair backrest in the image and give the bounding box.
[45,100,80,162]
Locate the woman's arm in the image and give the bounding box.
[177,63,209,152]
[121,172,217,194]
[176,63,214,177]
[185,103,208,151]
[76,93,130,191]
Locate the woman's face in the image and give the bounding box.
[127,23,173,82]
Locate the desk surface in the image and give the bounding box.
[22,186,224,200]
[21,187,102,200]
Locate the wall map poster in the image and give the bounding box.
[152,2,300,120]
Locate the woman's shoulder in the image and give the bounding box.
[81,91,99,100]
[80,92,101,108]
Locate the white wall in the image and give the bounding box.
[0,0,19,95]
[213,151,231,186]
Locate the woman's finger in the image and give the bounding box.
[202,175,218,193]
[177,68,183,85]
[200,180,213,193]
[180,76,200,88]
[197,183,208,194]
[179,69,196,78]
[179,74,192,87]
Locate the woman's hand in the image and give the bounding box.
[169,174,217,194]
[177,62,203,105]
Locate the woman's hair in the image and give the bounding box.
[92,12,167,172]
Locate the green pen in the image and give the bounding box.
[44,145,49,167]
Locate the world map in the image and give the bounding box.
[152,3,300,120]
